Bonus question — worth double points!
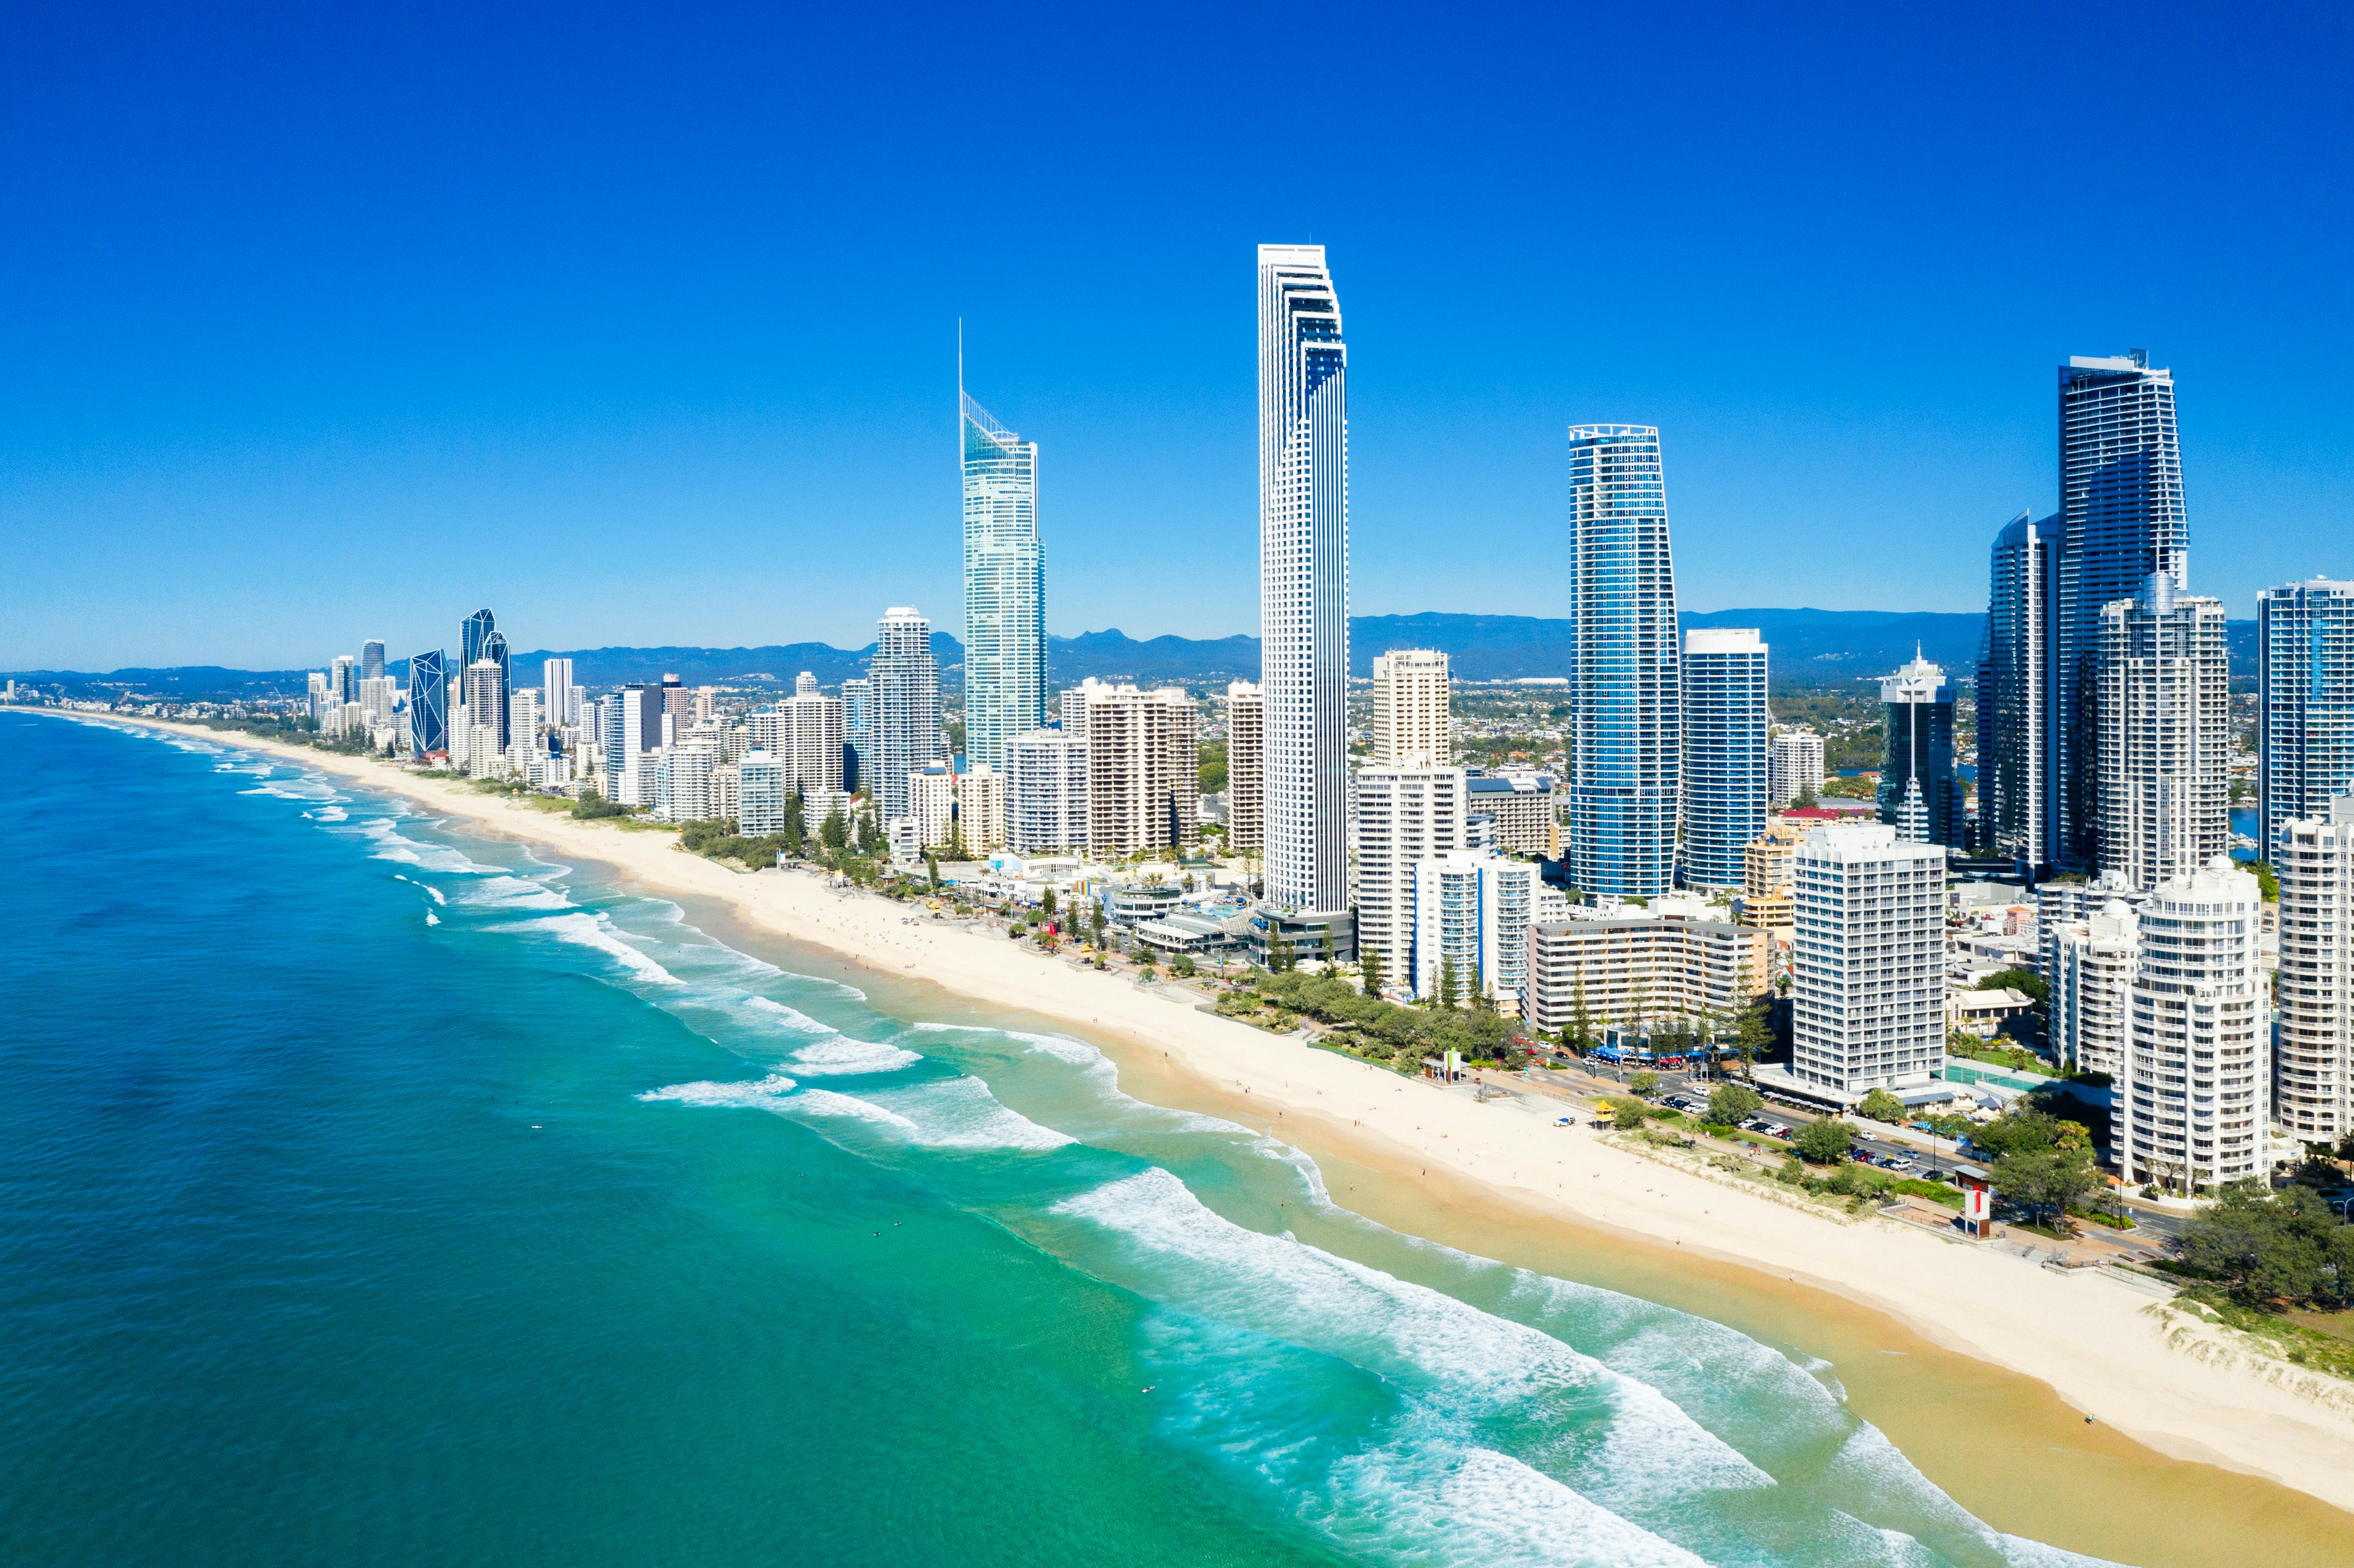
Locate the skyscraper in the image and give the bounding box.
[2258,578,2354,856]
[1980,509,2062,868]
[1369,649,1450,767]
[2274,797,2354,1149]
[1566,424,1680,897]
[2119,858,2266,1192]
[2097,574,2229,891]
[961,386,1046,775]
[1064,679,1197,856]
[1351,763,1465,992]
[1257,243,1350,919]
[1224,680,1264,853]
[1680,628,1767,890]
[871,607,941,821]
[1789,823,1947,1098]
[840,677,871,793]
[543,658,577,731]
[330,654,358,705]
[2057,352,2187,868]
[1878,652,1962,848]
[462,608,497,671]
[360,640,386,682]
[407,649,448,759]
[1767,726,1824,809]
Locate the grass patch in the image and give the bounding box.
[1888,1179,1963,1208]
[2175,1288,2354,1382]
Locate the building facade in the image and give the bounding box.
[2097,575,2229,891]
[1877,652,1962,848]
[953,764,1007,853]
[1224,680,1264,853]
[1257,243,1351,918]
[1566,424,1680,897]
[2119,858,2266,1191]
[841,677,871,793]
[1350,764,1466,992]
[1463,770,1555,858]
[1680,628,1768,889]
[1789,823,1946,1097]
[961,389,1047,775]
[2058,352,2188,869]
[738,750,790,836]
[543,657,579,732]
[871,608,942,823]
[1980,509,2063,868]
[1369,648,1449,766]
[1006,729,1089,854]
[1525,915,1769,1038]
[2049,899,2139,1075]
[407,649,448,758]
[1410,850,1536,1011]
[1067,678,1197,857]
[2275,798,2354,1147]
[1767,726,1824,809]
[2258,579,2354,858]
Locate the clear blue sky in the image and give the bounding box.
[5,1,2349,671]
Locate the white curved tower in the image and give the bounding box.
[961,385,1045,775]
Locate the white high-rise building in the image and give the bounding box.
[2258,579,2354,857]
[2119,857,2266,1191]
[1411,849,1536,1011]
[2097,573,2229,891]
[872,609,942,822]
[777,672,847,797]
[2050,899,2139,1075]
[655,745,718,824]
[1224,680,1265,853]
[1369,649,1450,767]
[961,385,1047,775]
[1769,726,1825,808]
[907,763,958,850]
[1350,764,1466,993]
[1788,823,1946,1097]
[1065,678,1197,857]
[2275,797,2354,1147]
[738,750,790,837]
[1680,628,1768,890]
[954,763,1007,853]
[1007,729,1089,854]
[543,658,579,729]
[616,683,664,806]
[1257,243,1351,921]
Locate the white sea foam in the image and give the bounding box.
[356,818,497,874]
[639,1071,801,1107]
[789,1089,922,1130]
[1053,1169,1768,1497]
[787,1037,922,1077]
[863,1075,1078,1151]
[425,911,440,926]
[508,913,680,986]
[458,875,571,912]
[741,995,834,1034]
[1323,1444,1710,1568]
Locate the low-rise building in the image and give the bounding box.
[1525,911,1769,1038]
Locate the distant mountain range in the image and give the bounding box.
[10,609,2260,699]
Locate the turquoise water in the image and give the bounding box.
[0,713,2121,1567]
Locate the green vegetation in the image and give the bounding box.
[2176,1182,2354,1309]
[1225,969,1523,1070]
[1855,1088,1906,1123]
[2247,859,2279,902]
[679,818,792,869]
[1945,1029,2051,1074]
[1628,1069,1660,1097]
[1793,1117,1856,1165]
[1606,1097,1649,1131]
[1708,1083,1762,1126]
[1973,967,2048,1004]
[571,787,631,820]
[1197,737,1228,797]
[1976,1108,2104,1229]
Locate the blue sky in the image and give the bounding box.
[4,1,2348,671]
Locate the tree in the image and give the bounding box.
[1708,1083,1762,1127]
[2178,1181,2354,1306]
[1042,886,1057,918]
[1732,1000,1774,1075]
[1435,954,1460,1010]
[1856,1088,1906,1123]
[1989,1146,2100,1230]
[1629,1069,1661,1098]
[1090,905,1107,948]
[2247,859,2280,903]
[1975,967,2049,1005]
[1794,786,1819,810]
[1607,1097,1649,1131]
[1569,976,1594,1053]
[855,809,886,857]
[819,807,849,852]
[1794,1117,1855,1165]
[1172,953,1197,978]
[943,818,969,863]
[1359,945,1387,997]
[925,851,942,890]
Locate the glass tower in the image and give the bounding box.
[2257,577,2354,856]
[1257,243,1351,916]
[407,649,448,759]
[2057,353,2187,869]
[1980,509,2062,868]
[960,388,1046,775]
[1679,628,1767,891]
[871,608,941,822]
[1878,652,1963,848]
[1566,424,1680,897]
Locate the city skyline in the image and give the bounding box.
[7,11,2349,671]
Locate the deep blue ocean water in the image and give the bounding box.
[0,713,2122,1567]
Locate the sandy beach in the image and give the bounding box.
[96,717,2354,1532]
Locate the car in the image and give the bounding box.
[1739,1117,1771,1133]
[1761,1122,1791,1138]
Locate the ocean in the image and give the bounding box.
[0,711,2121,1567]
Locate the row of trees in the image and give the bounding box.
[1249,969,1523,1069]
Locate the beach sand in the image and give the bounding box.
[103,719,2354,1561]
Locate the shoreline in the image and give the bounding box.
[74,715,2354,1550]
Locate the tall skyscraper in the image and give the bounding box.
[2057,352,2187,868]
[1767,726,1824,808]
[1006,729,1089,853]
[2119,857,2266,1192]
[1351,764,1465,992]
[1680,628,1767,890]
[1369,649,1450,767]
[1257,243,1350,919]
[407,649,448,759]
[871,608,942,821]
[960,385,1046,775]
[1065,678,1197,856]
[1224,680,1264,853]
[1566,424,1680,897]
[481,630,512,747]
[360,640,386,682]
[2274,797,2354,1148]
[614,683,665,806]
[542,658,577,731]
[2258,578,2354,857]
[1788,823,1947,1097]
[2097,574,2229,891]
[840,677,871,793]
[462,608,497,671]
[1980,509,2062,868]
[782,672,847,797]
[1877,652,1962,848]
